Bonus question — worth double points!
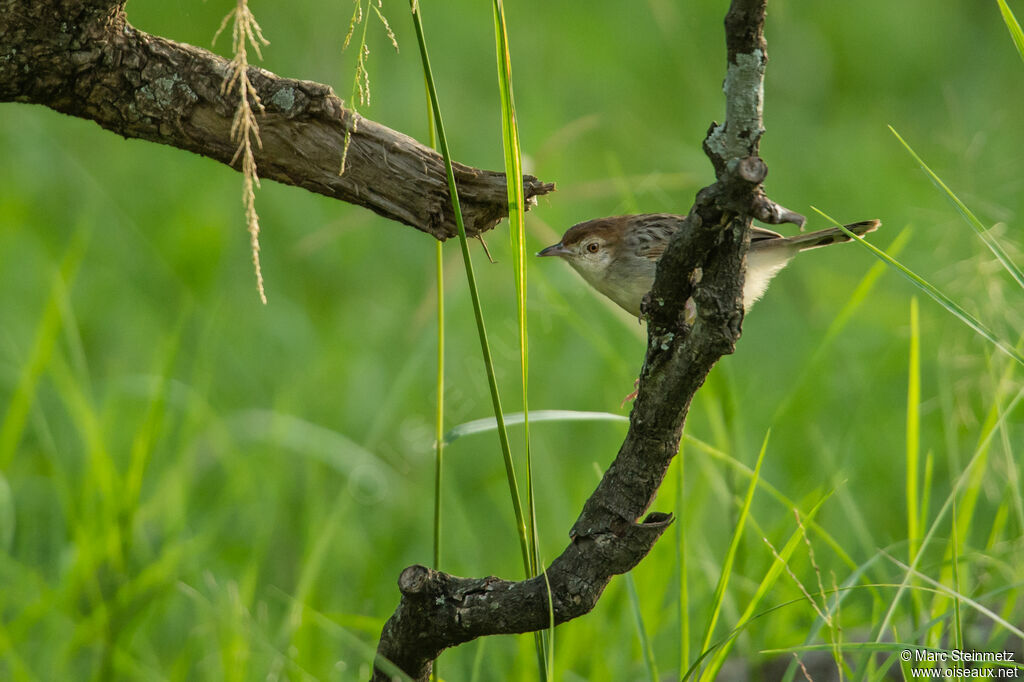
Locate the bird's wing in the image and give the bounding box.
[750,226,784,243]
[630,218,783,261]
[628,216,681,262]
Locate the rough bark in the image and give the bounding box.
[372,1,771,680]
[0,0,555,240]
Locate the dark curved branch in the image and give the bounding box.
[378,512,673,680]
[372,1,770,679]
[0,0,555,240]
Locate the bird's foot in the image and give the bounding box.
[620,378,641,407]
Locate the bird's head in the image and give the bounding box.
[536,219,625,279]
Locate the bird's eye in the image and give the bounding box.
[586,242,600,254]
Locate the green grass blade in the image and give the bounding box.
[811,207,1024,366]
[490,4,550,673]
[0,473,12,553]
[433,241,445,567]
[951,361,1019,552]
[281,495,354,645]
[995,352,1024,533]
[46,350,124,571]
[951,496,963,651]
[927,352,1019,645]
[682,434,864,578]
[772,226,912,422]
[888,126,1024,289]
[874,385,1024,643]
[539,563,555,677]
[419,70,445,682]
[492,0,528,455]
[780,553,891,682]
[625,572,659,682]
[443,410,628,446]
[423,65,446,581]
[228,410,397,479]
[0,229,88,470]
[469,637,487,682]
[124,311,188,516]
[285,603,414,682]
[699,430,770,657]
[882,551,1024,641]
[676,442,690,676]
[997,0,1024,62]
[409,0,532,581]
[905,297,926,632]
[906,297,921,563]
[918,451,934,551]
[701,492,832,681]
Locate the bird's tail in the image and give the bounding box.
[779,220,881,251]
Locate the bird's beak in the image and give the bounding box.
[537,242,570,258]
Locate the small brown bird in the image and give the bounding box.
[537,214,880,316]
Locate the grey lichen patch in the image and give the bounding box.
[706,48,766,161]
[722,49,765,152]
[137,73,198,116]
[704,122,728,160]
[270,86,295,112]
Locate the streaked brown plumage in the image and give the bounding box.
[538,214,880,316]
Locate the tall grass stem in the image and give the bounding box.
[409,0,533,584]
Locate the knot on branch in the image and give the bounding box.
[397,564,435,597]
[568,510,675,577]
[732,155,767,183]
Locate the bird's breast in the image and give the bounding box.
[595,257,658,317]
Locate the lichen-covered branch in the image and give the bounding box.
[0,0,555,240]
[372,1,771,680]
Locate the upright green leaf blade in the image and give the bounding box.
[409,0,532,582]
[888,126,1024,289]
[997,0,1024,62]
[811,207,1024,367]
[699,430,771,660]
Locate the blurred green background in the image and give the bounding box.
[1,0,1022,679]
